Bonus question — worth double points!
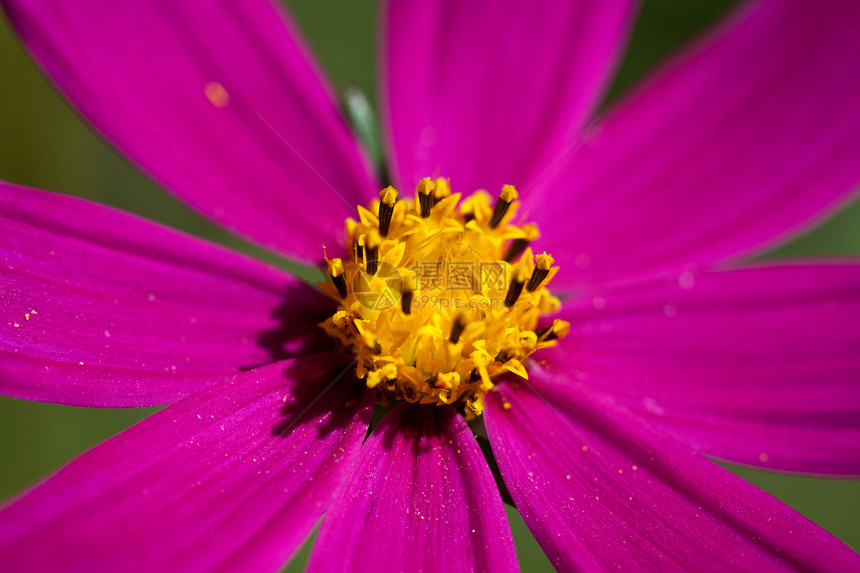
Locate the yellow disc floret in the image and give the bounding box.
[319,178,567,418]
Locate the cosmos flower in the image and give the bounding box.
[1,0,860,571]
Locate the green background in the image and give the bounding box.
[2,1,859,570]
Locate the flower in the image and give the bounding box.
[1,0,860,571]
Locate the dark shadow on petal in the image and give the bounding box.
[270,353,369,442]
[244,280,336,370]
[378,403,453,452]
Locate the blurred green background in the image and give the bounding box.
[2,1,859,570]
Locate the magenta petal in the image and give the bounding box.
[548,262,860,475]
[381,0,636,194]
[0,354,373,573]
[530,0,860,293]
[486,380,860,571]
[1,0,377,262]
[0,182,333,407]
[307,404,517,573]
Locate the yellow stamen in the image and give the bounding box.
[318,179,566,418]
[364,229,381,275]
[416,178,435,218]
[535,253,555,270]
[327,257,344,276]
[449,312,467,344]
[380,186,398,205]
[504,264,529,308]
[500,184,519,203]
[537,319,570,343]
[327,257,347,299]
[378,186,398,237]
[527,253,555,292]
[490,185,519,228]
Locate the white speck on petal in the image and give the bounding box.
[678,270,695,289]
[643,397,665,416]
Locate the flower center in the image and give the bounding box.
[319,178,568,418]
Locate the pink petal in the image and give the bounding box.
[545,262,860,475]
[307,404,517,573]
[529,0,860,293]
[0,354,374,573]
[485,378,860,571]
[381,0,636,193]
[0,182,333,407]
[1,0,377,263]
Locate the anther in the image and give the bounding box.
[536,320,571,342]
[378,186,398,237]
[490,185,518,229]
[449,313,467,344]
[327,258,348,299]
[504,223,538,262]
[527,253,554,291]
[416,178,435,218]
[401,288,413,314]
[402,384,418,402]
[504,265,528,308]
[365,229,381,275]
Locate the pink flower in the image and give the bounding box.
[2,0,860,571]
